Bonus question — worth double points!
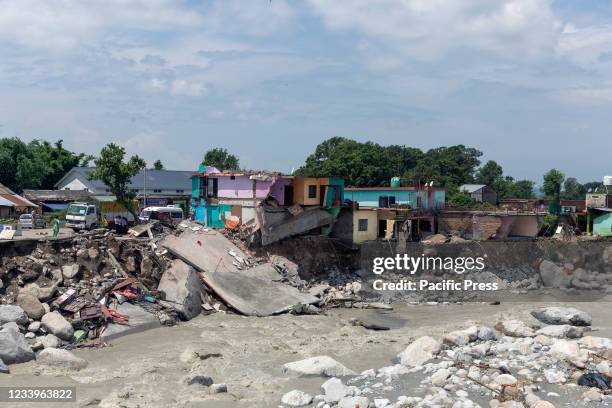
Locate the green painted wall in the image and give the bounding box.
[593,213,612,237]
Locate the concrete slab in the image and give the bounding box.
[161,229,249,273]
[259,207,334,246]
[101,302,160,341]
[199,270,319,316]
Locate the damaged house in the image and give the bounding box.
[345,185,446,243]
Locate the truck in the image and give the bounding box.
[65,201,135,231]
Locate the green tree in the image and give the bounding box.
[296,137,423,187]
[508,179,535,199]
[561,177,584,200]
[203,148,240,171]
[475,160,503,186]
[543,169,565,214]
[403,145,482,188]
[0,138,85,192]
[88,143,146,221]
[153,160,164,170]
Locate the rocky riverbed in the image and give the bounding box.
[0,301,610,408]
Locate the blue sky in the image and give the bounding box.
[0,0,611,183]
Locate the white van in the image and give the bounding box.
[139,206,184,222]
[66,202,98,230]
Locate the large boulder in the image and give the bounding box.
[495,320,535,337]
[17,293,45,320]
[536,324,584,339]
[321,377,350,403]
[20,282,58,302]
[157,260,206,320]
[539,260,571,288]
[37,348,87,370]
[397,336,441,366]
[0,329,35,364]
[531,307,592,326]
[443,326,478,346]
[0,305,28,325]
[283,356,355,377]
[549,339,589,368]
[41,312,74,341]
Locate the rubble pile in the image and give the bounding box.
[280,306,612,408]
[0,228,187,373]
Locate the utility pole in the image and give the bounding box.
[144,167,147,209]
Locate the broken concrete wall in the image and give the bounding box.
[258,206,334,246]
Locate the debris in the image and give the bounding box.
[209,383,227,394]
[577,372,611,390]
[158,259,207,320]
[349,318,390,331]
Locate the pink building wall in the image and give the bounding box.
[217,176,253,199]
[269,178,292,206]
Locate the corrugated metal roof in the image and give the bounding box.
[55,167,194,190]
[459,184,487,193]
[0,196,16,207]
[0,194,37,208]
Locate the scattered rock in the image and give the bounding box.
[397,336,442,366]
[281,390,313,407]
[338,396,369,408]
[283,356,355,377]
[444,326,478,346]
[0,305,28,325]
[531,307,592,326]
[41,312,74,341]
[536,324,583,339]
[495,320,535,337]
[27,321,41,332]
[183,374,214,387]
[0,329,35,364]
[549,339,588,368]
[582,387,602,402]
[41,334,62,349]
[494,374,518,386]
[530,401,555,408]
[321,377,349,403]
[61,264,81,279]
[16,293,45,320]
[539,260,570,288]
[37,348,88,370]
[430,368,451,386]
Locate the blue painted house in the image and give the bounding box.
[344,187,445,210]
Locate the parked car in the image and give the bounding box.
[18,214,46,229]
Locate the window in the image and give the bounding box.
[176,189,184,193]
[230,175,235,180]
[358,218,368,232]
[153,189,162,193]
[308,185,317,199]
[87,206,95,215]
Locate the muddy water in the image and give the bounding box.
[1,299,610,407]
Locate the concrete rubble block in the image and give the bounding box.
[17,293,45,320]
[531,307,592,327]
[100,302,160,341]
[41,311,74,341]
[536,324,584,339]
[37,348,88,370]
[0,305,29,325]
[281,390,313,407]
[61,264,81,279]
[158,259,206,321]
[283,356,356,377]
[321,377,350,403]
[0,329,35,364]
[397,336,442,367]
[495,320,535,337]
[539,260,571,288]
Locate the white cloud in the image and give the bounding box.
[0,0,202,50]
[307,0,560,62]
